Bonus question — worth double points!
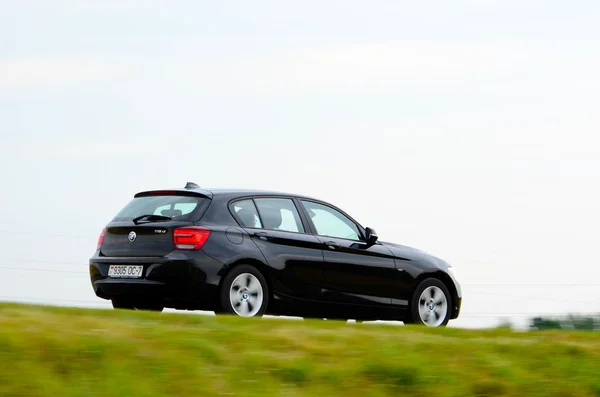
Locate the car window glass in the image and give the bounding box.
[233,199,263,228]
[254,198,305,233]
[153,203,197,217]
[301,201,360,240]
[113,195,208,221]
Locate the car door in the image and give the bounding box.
[298,199,399,307]
[231,197,324,302]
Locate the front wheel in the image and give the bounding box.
[220,265,269,317]
[407,278,451,327]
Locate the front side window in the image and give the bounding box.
[254,198,305,233]
[232,199,263,228]
[301,201,361,241]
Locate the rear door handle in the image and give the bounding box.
[254,231,274,240]
[324,241,340,249]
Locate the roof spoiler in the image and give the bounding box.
[133,182,210,198]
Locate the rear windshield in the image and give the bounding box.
[112,195,211,222]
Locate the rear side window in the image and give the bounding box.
[254,198,305,233]
[113,196,210,222]
[232,199,263,228]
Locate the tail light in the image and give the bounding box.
[173,227,211,250]
[97,227,106,251]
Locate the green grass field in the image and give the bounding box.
[0,303,598,397]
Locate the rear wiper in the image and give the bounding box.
[132,214,172,225]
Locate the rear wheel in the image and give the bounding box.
[407,278,451,327]
[220,265,269,317]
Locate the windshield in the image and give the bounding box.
[112,195,210,222]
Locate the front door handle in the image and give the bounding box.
[324,241,340,249]
[254,231,274,240]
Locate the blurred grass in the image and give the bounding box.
[0,303,599,397]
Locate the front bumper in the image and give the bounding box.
[451,297,462,319]
[447,268,462,319]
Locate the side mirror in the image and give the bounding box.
[365,227,379,245]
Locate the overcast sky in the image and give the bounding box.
[1,0,599,329]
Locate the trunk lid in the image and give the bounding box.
[101,221,194,257]
[99,192,211,257]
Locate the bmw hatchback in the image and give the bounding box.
[90,182,462,326]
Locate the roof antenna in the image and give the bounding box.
[184,182,200,189]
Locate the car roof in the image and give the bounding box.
[195,187,315,200]
[134,183,365,230]
[135,183,318,201]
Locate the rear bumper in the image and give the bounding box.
[89,250,224,309]
[92,278,170,297]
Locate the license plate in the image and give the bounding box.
[108,265,144,278]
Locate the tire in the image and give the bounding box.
[407,278,452,327]
[220,265,269,317]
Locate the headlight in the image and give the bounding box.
[447,266,457,279]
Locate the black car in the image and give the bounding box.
[90,182,462,326]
